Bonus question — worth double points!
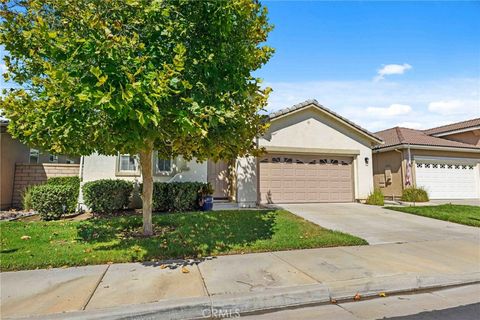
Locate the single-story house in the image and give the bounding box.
[373,118,480,200]
[80,100,383,207]
[1,119,81,209]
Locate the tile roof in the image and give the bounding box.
[268,99,383,143]
[423,118,480,135]
[374,126,480,150]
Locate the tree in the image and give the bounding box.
[1,0,273,235]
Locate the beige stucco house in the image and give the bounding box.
[373,118,480,200]
[80,100,383,207]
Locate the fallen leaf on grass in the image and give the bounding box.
[21,235,31,240]
[181,266,190,274]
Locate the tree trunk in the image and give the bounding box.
[139,146,154,236]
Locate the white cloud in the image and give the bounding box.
[264,78,480,132]
[366,104,412,117]
[0,63,6,73]
[374,63,412,81]
[428,100,466,115]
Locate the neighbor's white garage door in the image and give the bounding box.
[415,161,479,199]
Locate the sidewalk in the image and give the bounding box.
[1,235,479,319]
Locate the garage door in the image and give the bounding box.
[259,154,354,203]
[415,161,479,199]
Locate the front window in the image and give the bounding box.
[30,149,39,164]
[156,154,172,173]
[119,154,138,172]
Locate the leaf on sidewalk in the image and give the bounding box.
[181,266,190,273]
[379,292,387,297]
[160,264,167,269]
[330,298,337,304]
[354,293,361,301]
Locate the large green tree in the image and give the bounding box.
[1,0,273,235]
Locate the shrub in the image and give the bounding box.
[83,179,133,213]
[151,182,207,212]
[47,176,80,188]
[30,184,78,220]
[401,187,429,202]
[366,188,384,206]
[22,185,35,211]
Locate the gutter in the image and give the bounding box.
[373,144,480,154]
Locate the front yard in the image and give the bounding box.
[386,204,480,227]
[0,209,367,271]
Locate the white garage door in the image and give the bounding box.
[415,161,479,199]
[259,154,354,203]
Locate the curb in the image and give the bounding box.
[7,274,480,320]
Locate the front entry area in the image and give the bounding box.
[259,154,354,204]
[207,160,230,199]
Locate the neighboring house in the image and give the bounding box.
[81,100,383,207]
[373,118,480,200]
[0,119,81,209]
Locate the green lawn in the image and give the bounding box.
[386,204,480,227]
[0,209,366,271]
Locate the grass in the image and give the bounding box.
[0,209,367,271]
[386,204,480,227]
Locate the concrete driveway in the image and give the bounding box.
[280,203,480,245]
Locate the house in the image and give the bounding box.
[81,100,383,207]
[373,118,480,200]
[0,119,81,209]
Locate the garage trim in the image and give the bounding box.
[264,146,360,155]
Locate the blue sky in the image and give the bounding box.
[1,1,479,131]
[257,1,480,131]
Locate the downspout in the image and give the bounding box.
[76,155,85,212]
[394,149,404,201]
[255,135,260,206]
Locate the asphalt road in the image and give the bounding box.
[386,303,480,320]
[242,284,480,320]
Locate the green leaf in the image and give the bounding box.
[90,66,101,79]
[76,93,90,101]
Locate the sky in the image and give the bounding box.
[1,1,479,132]
[255,1,480,132]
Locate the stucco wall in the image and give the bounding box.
[0,129,30,209]
[82,154,208,184]
[441,131,480,147]
[236,156,257,207]
[373,150,404,199]
[257,108,376,200]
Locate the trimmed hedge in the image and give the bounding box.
[47,176,80,187]
[83,179,133,213]
[401,187,429,202]
[366,188,384,206]
[151,182,207,212]
[30,184,78,220]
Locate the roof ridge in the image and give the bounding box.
[395,126,406,144]
[424,117,480,134]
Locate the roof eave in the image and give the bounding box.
[373,143,480,154]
